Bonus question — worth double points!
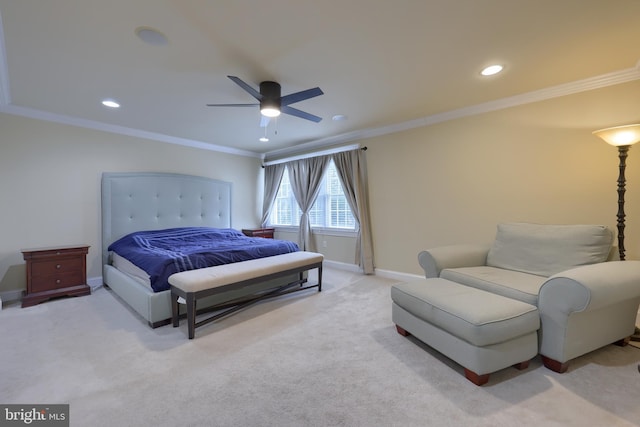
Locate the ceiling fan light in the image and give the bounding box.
[261,107,281,118]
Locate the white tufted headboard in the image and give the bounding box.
[101,172,232,266]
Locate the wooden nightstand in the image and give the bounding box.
[21,245,91,308]
[242,228,275,239]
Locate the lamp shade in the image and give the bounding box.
[593,124,640,147]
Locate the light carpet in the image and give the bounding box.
[1,267,639,427]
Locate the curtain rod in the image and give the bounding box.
[262,144,367,167]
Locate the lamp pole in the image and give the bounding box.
[616,145,629,261]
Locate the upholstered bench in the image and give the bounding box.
[170,251,323,339]
[391,278,539,385]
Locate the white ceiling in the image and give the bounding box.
[1,0,639,158]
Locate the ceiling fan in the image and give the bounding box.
[207,76,324,123]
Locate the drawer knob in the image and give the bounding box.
[56,264,61,269]
[56,279,61,284]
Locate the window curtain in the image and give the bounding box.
[261,163,286,227]
[287,156,330,251]
[332,149,375,274]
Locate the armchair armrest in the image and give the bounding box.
[417,244,490,278]
[537,260,640,363]
[539,261,640,315]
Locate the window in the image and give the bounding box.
[270,169,299,226]
[268,160,356,230]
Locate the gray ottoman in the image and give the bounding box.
[391,278,539,386]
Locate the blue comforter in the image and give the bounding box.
[108,227,299,292]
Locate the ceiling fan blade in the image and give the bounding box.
[281,105,322,123]
[227,76,262,100]
[260,116,271,128]
[206,103,258,107]
[280,87,324,106]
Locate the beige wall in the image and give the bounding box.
[275,230,357,265]
[0,113,264,293]
[365,80,640,275]
[2,79,639,294]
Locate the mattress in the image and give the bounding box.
[112,251,152,287]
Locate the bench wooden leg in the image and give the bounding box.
[318,264,323,292]
[171,293,179,327]
[186,293,196,339]
[464,369,490,386]
[513,360,530,370]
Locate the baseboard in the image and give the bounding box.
[323,260,421,283]
[0,289,24,304]
[323,259,363,273]
[88,276,104,291]
[374,268,422,283]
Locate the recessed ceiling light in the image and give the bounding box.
[332,114,348,121]
[259,137,269,142]
[135,27,168,46]
[481,64,504,76]
[101,99,120,108]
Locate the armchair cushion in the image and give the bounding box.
[486,223,613,277]
[441,266,545,305]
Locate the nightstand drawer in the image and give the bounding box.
[31,258,83,277]
[30,272,84,293]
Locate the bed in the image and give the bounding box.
[101,172,302,327]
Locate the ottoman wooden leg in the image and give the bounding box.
[464,368,490,386]
[615,336,630,346]
[396,325,411,336]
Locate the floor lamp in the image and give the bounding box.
[592,124,640,341]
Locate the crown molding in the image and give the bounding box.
[0,104,262,158]
[265,61,640,159]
